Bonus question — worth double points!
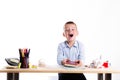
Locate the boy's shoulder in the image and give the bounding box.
[58,41,66,46]
[74,40,84,47]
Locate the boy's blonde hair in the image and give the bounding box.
[65,21,77,26]
[64,21,77,30]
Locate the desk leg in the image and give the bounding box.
[7,73,19,80]
[98,73,103,80]
[105,73,111,80]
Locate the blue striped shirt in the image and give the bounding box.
[57,40,85,65]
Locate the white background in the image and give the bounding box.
[0,0,120,80]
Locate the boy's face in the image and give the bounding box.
[63,24,78,42]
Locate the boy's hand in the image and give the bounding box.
[75,60,80,64]
[61,59,70,65]
[62,59,83,67]
[75,60,82,67]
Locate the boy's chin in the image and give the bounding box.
[67,38,75,42]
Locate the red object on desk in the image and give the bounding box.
[103,62,108,68]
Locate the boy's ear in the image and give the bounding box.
[63,32,65,37]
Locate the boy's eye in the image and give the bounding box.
[72,29,75,31]
[65,29,70,32]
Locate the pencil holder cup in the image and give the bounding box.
[20,57,29,68]
[19,48,30,68]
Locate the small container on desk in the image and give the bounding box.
[19,48,30,68]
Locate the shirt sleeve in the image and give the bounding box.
[57,44,65,65]
[78,41,85,63]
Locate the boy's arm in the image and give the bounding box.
[57,45,65,65]
[78,41,85,66]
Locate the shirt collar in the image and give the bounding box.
[64,41,77,48]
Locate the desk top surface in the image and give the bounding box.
[0,65,120,73]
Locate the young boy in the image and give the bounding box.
[57,21,87,80]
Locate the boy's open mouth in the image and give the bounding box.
[69,34,73,37]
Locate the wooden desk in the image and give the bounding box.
[0,66,120,80]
